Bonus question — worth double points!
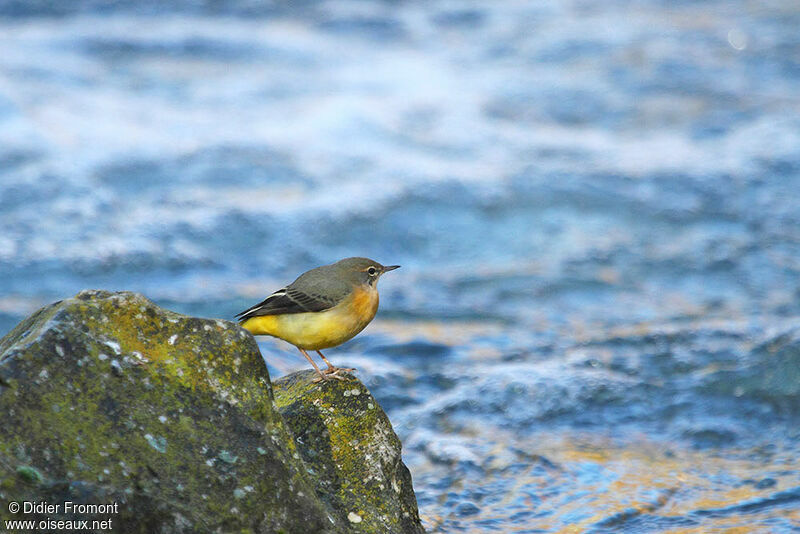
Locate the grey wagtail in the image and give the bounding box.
[236,257,400,381]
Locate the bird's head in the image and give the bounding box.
[335,257,400,287]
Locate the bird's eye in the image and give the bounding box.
[367,267,377,276]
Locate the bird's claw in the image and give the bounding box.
[323,366,356,374]
[312,367,355,383]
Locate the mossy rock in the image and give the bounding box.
[0,290,336,533]
[274,370,425,534]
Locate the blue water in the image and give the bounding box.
[2,1,800,531]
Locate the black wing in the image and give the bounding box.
[235,287,338,322]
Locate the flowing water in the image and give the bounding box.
[2,1,800,531]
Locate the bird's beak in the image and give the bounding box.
[382,265,400,272]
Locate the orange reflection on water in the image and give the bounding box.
[423,431,798,533]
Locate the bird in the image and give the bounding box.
[236,257,400,381]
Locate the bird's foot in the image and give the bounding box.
[323,366,356,375]
[312,373,348,383]
[312,367,356,383]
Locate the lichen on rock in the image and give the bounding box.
[0,290,425,533]
[274,370,425,534]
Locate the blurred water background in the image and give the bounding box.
[2,0,800,531]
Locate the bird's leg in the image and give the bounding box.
[297,348,328,382]
[316,350,356,375]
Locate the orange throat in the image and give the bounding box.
[351,284,379,322]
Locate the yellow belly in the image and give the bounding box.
[241,287,379,350]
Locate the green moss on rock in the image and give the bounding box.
[0,290,335,533]
[274,370,425,534]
